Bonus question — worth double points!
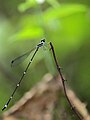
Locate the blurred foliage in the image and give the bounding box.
[0,0,90,119]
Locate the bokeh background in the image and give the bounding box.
[0,0,90,119]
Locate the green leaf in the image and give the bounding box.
[43,4,88,58]
[18,0,37,12]
[13,27,44,41]
[10,15,44,41]
[44,4,87,21]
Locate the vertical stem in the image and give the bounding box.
[49,42,82,120]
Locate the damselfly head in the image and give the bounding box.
[41,39,45,43]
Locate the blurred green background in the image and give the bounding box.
[0,0,90,118]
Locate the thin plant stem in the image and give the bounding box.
[49,42,82,120]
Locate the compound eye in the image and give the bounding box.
[41,39,45,43]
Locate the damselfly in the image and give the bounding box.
[2,39,82,120]
[2,39,46,111]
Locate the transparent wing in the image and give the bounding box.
[11,47,36,67]
[43,42,49,51]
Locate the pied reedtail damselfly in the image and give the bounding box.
[2,39,46,111]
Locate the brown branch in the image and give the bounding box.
[49,42,83,120]
[67,88,90,120]
[2,74,90,120]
